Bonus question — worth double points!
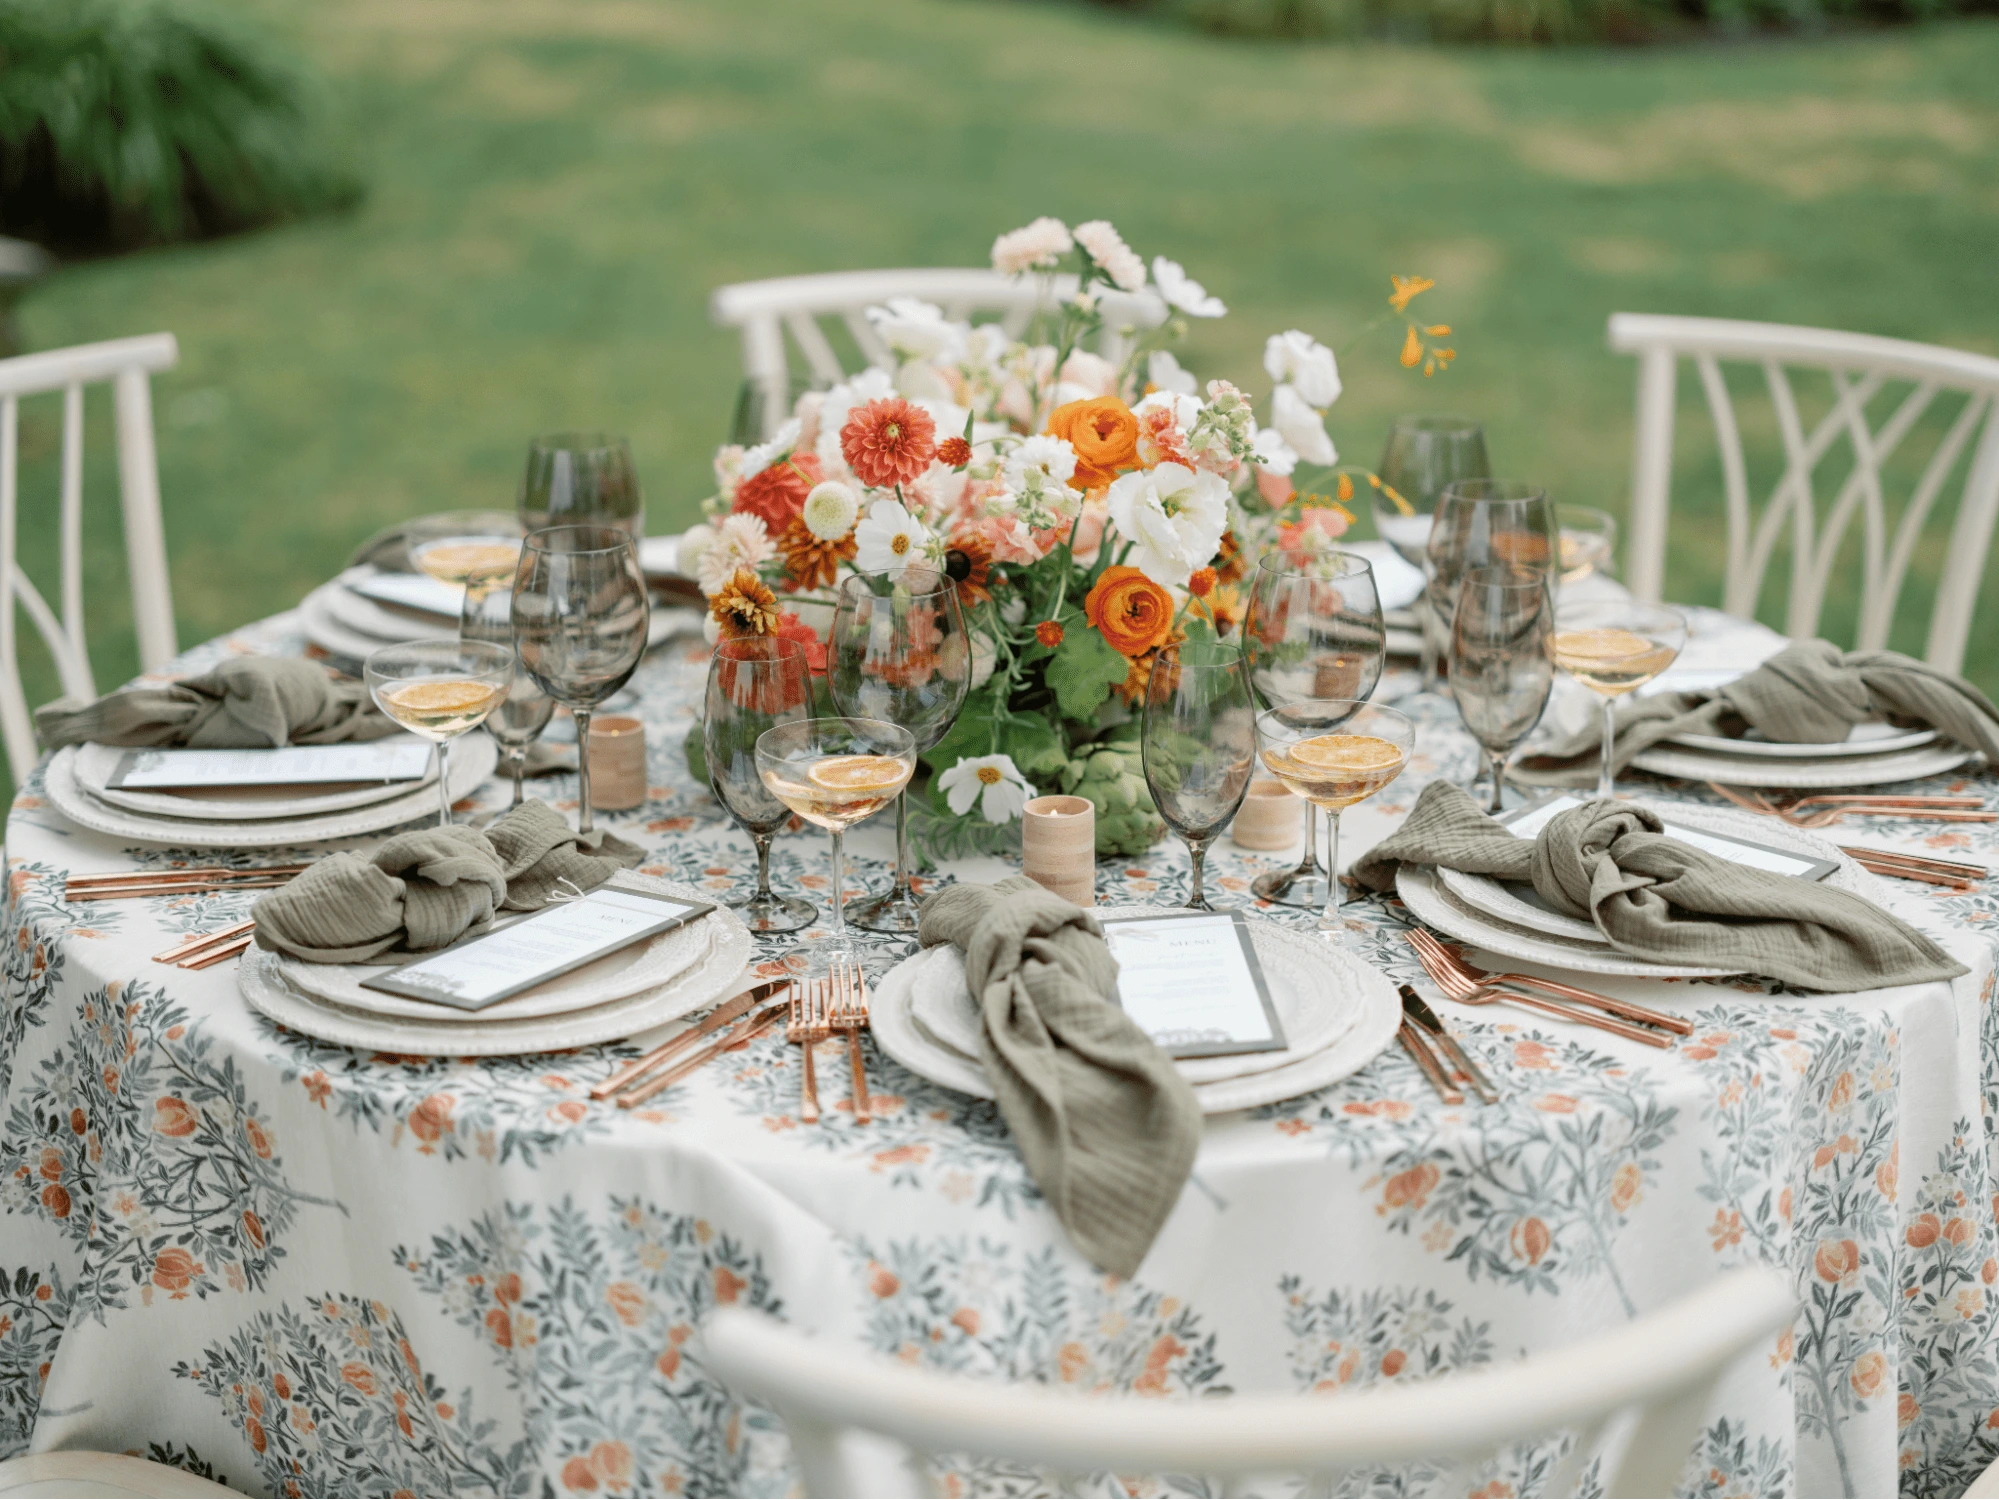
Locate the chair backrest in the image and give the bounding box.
[1609,313,1999,674]
[709,268,1167,440]
[0,332,178,779]
[704,1267,1792,1499]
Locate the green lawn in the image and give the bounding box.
[14,0,1999,755]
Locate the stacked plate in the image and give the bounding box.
[1341,541,1425,657]
[41,734,498,848]
[1631,720,1973,789]
[1396,800,1892,980]
[870,910,1402,1112]
[238,875,754,1055]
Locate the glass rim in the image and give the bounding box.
[1162,638,1247,666]
[408,508,523,530]
[1255,698,1415,734]
[362,638,513,670]
[521,523,639,556]
[1555,502,1618,524]
[1385,414,1483,437]
[526,431,632,456]
[752,715,915,754]
[713,633,809,662]
[1253,548,1372,581]
[1439,478,1547,505]
[839,564,951,598]
[1554,597,1686,627]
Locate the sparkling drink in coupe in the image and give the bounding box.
[1260,733,1409,810]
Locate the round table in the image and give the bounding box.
[4,605,1997,1499]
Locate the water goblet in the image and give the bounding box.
[706,636,817,934]
[1450,564,1555,813]
[1372,416,1491,689]
[460,582,556,807]
[1141,640,1257,912]
[518,433,643,538]
[1556,505,1619,583]
[1427,479,1559,693]
[1550,598,1688,800]
[364,639,514,827]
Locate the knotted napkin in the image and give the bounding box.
[1354,781,1964,992]
[254,801,645,963]
[918,877,1201,1278]
[1516,639,1999,787]
[36,657,395,751]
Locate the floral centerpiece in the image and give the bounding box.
[680,217,1455,858]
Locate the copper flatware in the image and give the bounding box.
[70,877,295,901]
[153,919,257,968]
[614,998,790,1109]
[589,979,788,1100]
[788,978,831,1125]
[1838,846,1985,878]
[1708,783,1994,828]
[1406,930,1678,1050]
[1407,929,1691,1037]
[1400,985,1498,1104]
[829,959,871,1125]
[1397,1018,1463,1104]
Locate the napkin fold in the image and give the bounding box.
[918,877,1201,1278]
[1515,640,1999,787]
[254,801,645,964]
[1354,781,1964,992]
[36,657,396,751]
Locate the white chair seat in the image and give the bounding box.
[0,1453,241,1498]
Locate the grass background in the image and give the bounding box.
[12,0,1999,775]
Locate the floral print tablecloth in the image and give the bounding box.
[4,610,1998,1499]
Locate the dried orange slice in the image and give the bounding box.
[1551,627,1655,662]
[1289,733,1404,772]
[384,679,500,713]
[807,754,907,793]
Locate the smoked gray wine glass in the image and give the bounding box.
[511,525,650,834]
[706,636,817,934]
[1372,416,1490,690]
[1141,639,1257,912]
[461,581,556,807]
[1427,479,1559,696]
[518,433,643,538]
[1449,564,1555,813]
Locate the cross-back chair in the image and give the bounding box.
[0,333,179,782]
[1610,312,1999,674]
[704,1267,1793,1499]
[709,268,1166,441]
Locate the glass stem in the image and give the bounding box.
[510,752,526,807]
[574,707,595,834]
[435,740,452,827]
[1488,748,1509,815]
[753,831,775,901]
[891,791,912,898]
[1319,808,1344,939]
[1420,576,1440,694]
[1298,803,1322,875]
[829,828,846,939]
[1186,835,1208,909]
[1597,696,1617,801]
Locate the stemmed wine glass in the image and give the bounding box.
[1550,597,1688,800]
[460,582,555,807]
[1240,551,1385,908]
[406,510,525,609]
[364,640,514,827]
[1371,417,1490,690]
[511,526,650,834]
[1141,640,1257,911]
[1556,505,1619,584]
[827,567,969,933]
[706,637,817,934]
[1450,564,1555,813]
[518,434,643,538]
[1256,700,1416,942]
[756,717,915,973]
[1427,479,1559,694]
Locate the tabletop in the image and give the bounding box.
[4,605,1998,1499]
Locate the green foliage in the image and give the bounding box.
[1045,616,1132,721]
[0,0,359,252]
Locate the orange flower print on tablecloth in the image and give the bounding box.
[713,1266,747,1305]
[1509,1217,1551,1266]
[1815,1238,1861,1284]
[605,1281,647,1327]
[1379,1163,1439,1215]
[152,1247,202,1297]
[406,1094,455,1149]
[1851,1349,1888,1399]
[154,1096,198,1136]
[1610,1162,1643,1214]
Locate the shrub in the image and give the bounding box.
[0,0,359,254]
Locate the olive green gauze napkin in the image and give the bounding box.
[1515,639,1999,788]
[918,877,1201,1278]
[36,657,396,750]
[1354,781,1964,992]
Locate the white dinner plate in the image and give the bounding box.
[1338,541,1426,613]
[324,571,457,642]
[1630,741,1974,789]
[301,580,687,665]
[76,736,439,820]
[871,915,1401,1113]
[42,734,498,848]
[1664,721,1940,759]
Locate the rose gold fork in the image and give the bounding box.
[829,959,872,1126]
[1708,783,1995,828]
[1405,929,1683,1049]
[788,977,830,1125]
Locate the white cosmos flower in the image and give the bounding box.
[1003,435,1078,490]
[1106,462,1230,588]
[802,481,860,540]
[1151,256,1226,318]
[939,753,1036,824]
[1252,424,1299,477]
[696,513,776,595]
[1147,350,1198,396]
[1271,384,1337,466]
[991,217,1073,275]
[866,298,965,363]
[1072,220,1146,292]
[852,498,933,579]
[1263,330,1342,409]
[739,417,801,477]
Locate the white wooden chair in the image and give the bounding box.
[704,1266,1793,1499]
[709,269,1167,440]
[1609,313,1999,674]
[0,333,179,781]
[0,1451,241,1497]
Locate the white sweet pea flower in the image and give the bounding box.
[866,298,965,363]
[1072,220,1147,292]
[802,481,859,541]
[1151,256,1226,318]
[1146,350,1199,396]
[992,217,1073,275]
[1003,435,1078,490]
[1106,462,1230,588]
[852,498,933,579]
[1251,425,1299,477]
[939,753,1036,824]
[1271,384,1337,467]
[1262,330,1342,409]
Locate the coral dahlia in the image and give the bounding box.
[840,398,937,490]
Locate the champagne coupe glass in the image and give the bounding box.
[1256,700,1416,942]
[1371,417,1491,690]
[756,717,915,973]
[1142,640,1257,912]
[406,509,525,609]
[511,525,650,834]
[1550,597,1687,800]
[460,582,555,807]
[518,433,643,538]
[706,637,817,934]
[1450,564,1555,813]
[1240,551,1385,908]
[1556,504,1619,584]
[1427,479,1559,694]
[364,640,513,827]
[827,567,969,933]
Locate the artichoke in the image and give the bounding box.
[1058,734,1164,856]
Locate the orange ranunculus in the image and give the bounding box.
[1083,566,1174,659]
[1047,397,1139,488]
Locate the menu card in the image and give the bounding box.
[1099,910,1287,1059]
[363,884,714,1011]
[347,570,465,618]
[109,738,434,790]
[1502,794,1838,881]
